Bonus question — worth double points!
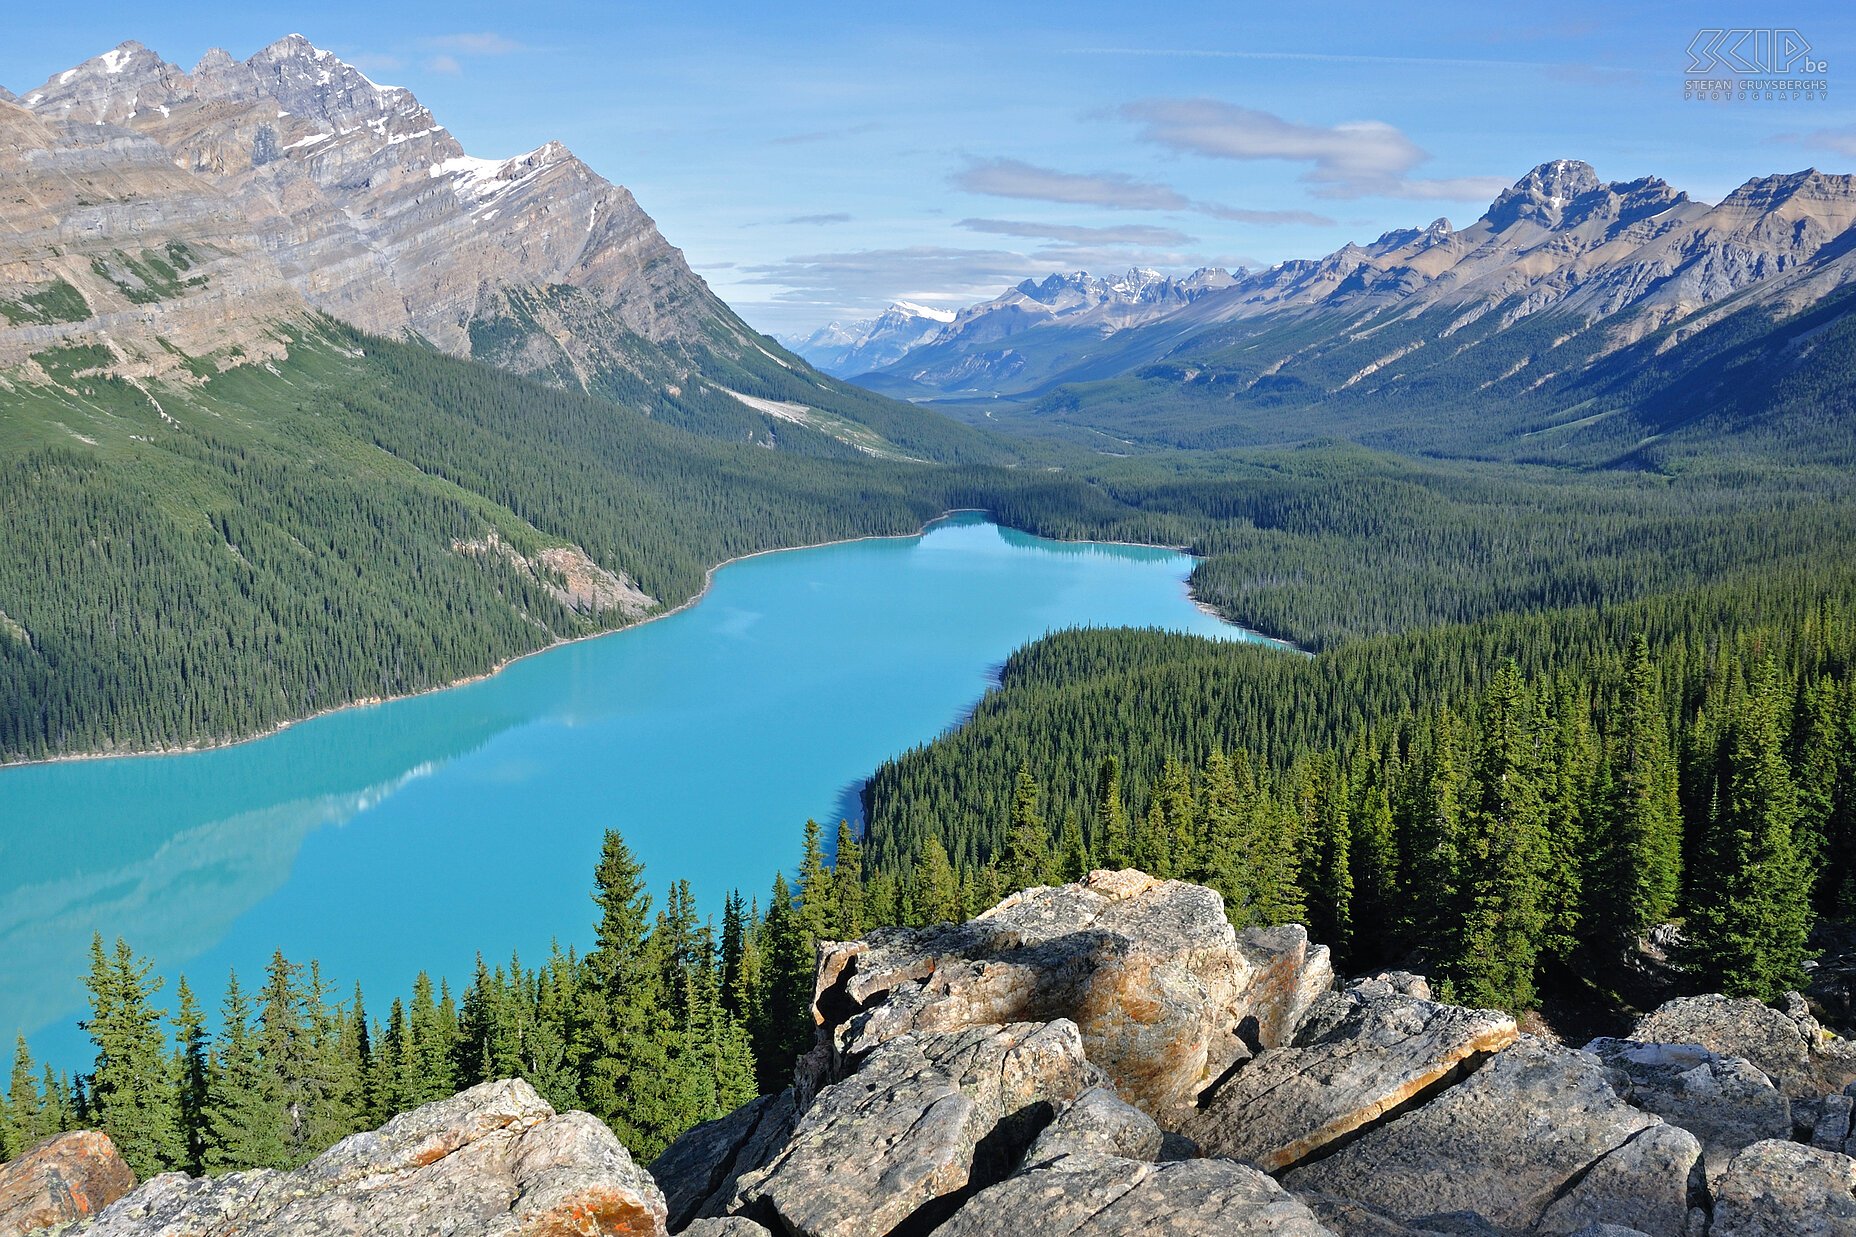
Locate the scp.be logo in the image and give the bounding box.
[1686,28,1827,74]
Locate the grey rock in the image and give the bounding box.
[735,1021,1098,1237]
[932,1152,1337,1236]
[810,869,1332,1124]
[680,1220,771,1237]
[1586,1038,1790,1186]
[1631,994,1856,1098]
[1812,1092,1855,1152]
[1709,1138,1856,1236]
[649,1089,796,1230]
[1536,1123,1701,1237]
[75,1078,668,1237]
[1566,1227,1654,1237]
[1294,1192,1468,1235]
[1023,1086,1164,1165]
[1284,1038,1684,1234]
[1185,981,1517,1172]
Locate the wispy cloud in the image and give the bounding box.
[958,218,1197,247]
[420,33,527,55]
[425,54,463,76]
[771,123,882,147]
[347,53,406,75]
[1121,99,1507,201]
[1795,126,1856,158]
[787,212,853,225]
[1065,47,1541,70]
[952,158,1188,210]
[950,157,1334,224]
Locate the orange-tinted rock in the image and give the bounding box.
[0,1130,137,1236]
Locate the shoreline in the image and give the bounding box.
[5,508,1273,772]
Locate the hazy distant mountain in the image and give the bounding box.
[792,301,956,376]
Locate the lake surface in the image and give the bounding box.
[0,515,1271,1065]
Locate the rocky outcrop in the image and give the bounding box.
[47,872,1856,1237]
[1587,1038,1792,1186]
[1709,1139,1856,1236]
[1184,976,1518,1172]
[1283,1037,1696,1236]
[806,870,1333,1123]
[1631,993,1856,1100]
[71,1078,667,1237]
[932,1152,1334,1236]
[0,1131,136,1236]
[733,1021,1099,1237]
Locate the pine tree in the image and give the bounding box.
[1538,679,1594,964]
[1685,659,1816,999]
[204,971,288,1172]
[911,835,961,926]
[1298,757,1354,963]
[1057,811,1090,882]
[1000,767,1051,889]
[173,977,209,1174]
[1449,663,1551,1011]
[795,819,837,941]
[1093,756,1132,869]
[81,937,184,1177]
[3,1036,44,1158]
[1348,757,1400,966]
[1196,750,1248,920]
[1589,635,1684,954]
[752,872,814,1094]
[1155,758,1199,879]
[833,822,867,938]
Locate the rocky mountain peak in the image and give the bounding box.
[20,40,191,125]
[1484,158,1605,229]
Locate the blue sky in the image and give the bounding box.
[5,1,1854,336]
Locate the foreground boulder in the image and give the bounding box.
[0,1131,137,1237]
[1185,977,1518,1172]
[733,1021,1097,1237]
[1632,994,1856,1099]
[807,870,1333,1122]
[74,1079,667,1236]
[1709,1138,1856,1236]
[932,1152,1335,1236]
[1586,1037,1792,1186]
[1283,1037,1697,1236]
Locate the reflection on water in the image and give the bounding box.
[0,516,1273,1065]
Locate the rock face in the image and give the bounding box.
[1631,993,1856,1099]
[3,36,762,390]
[1586,1038,1792,1186]
[1184,977,1518,1172]
[0,1131,137,1236]
[1709,1139,1856,1236]
[1283,1037,1695,1236]
[70,1078,667,1237]
[806,869,1334,1123]
[933,1152,1334,1237]
[733,1021,1099,1237]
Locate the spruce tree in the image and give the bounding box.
[1000,768,1051,889]
[911,835,960,926]
[1196,750,1249,920]
[1449,663,1551,1011]
[833,822,867,938]
[1589,635,1684,954]
[1685,659,1816,999]
[173,977,209,1174]
[81,937,184,1177]
[1093,757,1131,869]
[204,971,288,1172]
[3,1036,43,1158]
[1298,757,1354,963]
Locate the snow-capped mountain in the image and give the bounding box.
[852,161,1856,404]
[792,301,956,376]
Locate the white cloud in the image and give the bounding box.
[1121,99,1506,201]
[958,218,1197,247]
[949,157,1336,224]
[425,55,463,76]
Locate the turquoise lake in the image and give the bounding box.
[0,515,1271,1064]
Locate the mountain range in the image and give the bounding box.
[831,160,1856,463]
